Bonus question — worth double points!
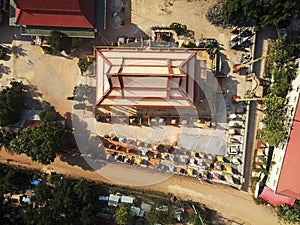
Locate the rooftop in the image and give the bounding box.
[276,96,300,199]
[14,0,95,28]
[96,49,201,108]
[259,186,296,206]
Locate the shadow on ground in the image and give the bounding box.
[60,113,108,172]
[0,64,11,78]
[22,84,44,109]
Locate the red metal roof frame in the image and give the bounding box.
[96,51,112,105]
[276,97,300,199]
[100,102,195,108]
[96,49,196,107]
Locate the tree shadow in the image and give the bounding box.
[1,46,11,61]
[22,84,43,110]
[0,64,11,78]
[59,113,108,172]
[69,84,96,106]
[12,44,27,57]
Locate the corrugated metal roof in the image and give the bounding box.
[14,0,95,28]
[276,97,300,199]
[121,196,134,204]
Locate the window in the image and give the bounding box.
[276,168,279,175]
[273,180,276,186]
[279,156,282,162]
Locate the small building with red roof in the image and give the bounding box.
[266,59,300,201]
[9,0,106,38]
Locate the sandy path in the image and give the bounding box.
[0,148,278,225]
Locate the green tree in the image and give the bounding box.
[0,80,24,126]
[276,201,300,224]
[261,94,287,146]
[39,104,57,122]
[145,202,175,225]
[145,210,160,225]
[189,211,203,225]
[71,38,83,49]
[261,38,297,147]
[269,38,294,65]
[77,58,92,74]
[169,22,187,35]
[33,183,52,204]
[0,167,31,195]
[222,0,300,28]
[49,30,71,53]
[114,203,132,225]
[0,128,15,150]
[10,121,70,164]
[80,203,96,225]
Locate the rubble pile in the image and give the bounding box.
[206,2,229,28]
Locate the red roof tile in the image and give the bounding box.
[259,186,296,206]
[277,98,300,199]
[14,0,94,28]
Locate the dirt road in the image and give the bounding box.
[0,149,278,225]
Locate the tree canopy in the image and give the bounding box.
[26,176,97,225]
[0,166,32,196]
[261,38,297,146]
[145,201,175,225]
[276,201,300,224]
[10,121,70,165]
[39,104,58,122]
[0,128,15,150]
[114,203,132,225]
[0,81,24,126]
[222,0,300,28]
[49,31,71,53]
[77,58,92,74]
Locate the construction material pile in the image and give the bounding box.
[206,2,229,28]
